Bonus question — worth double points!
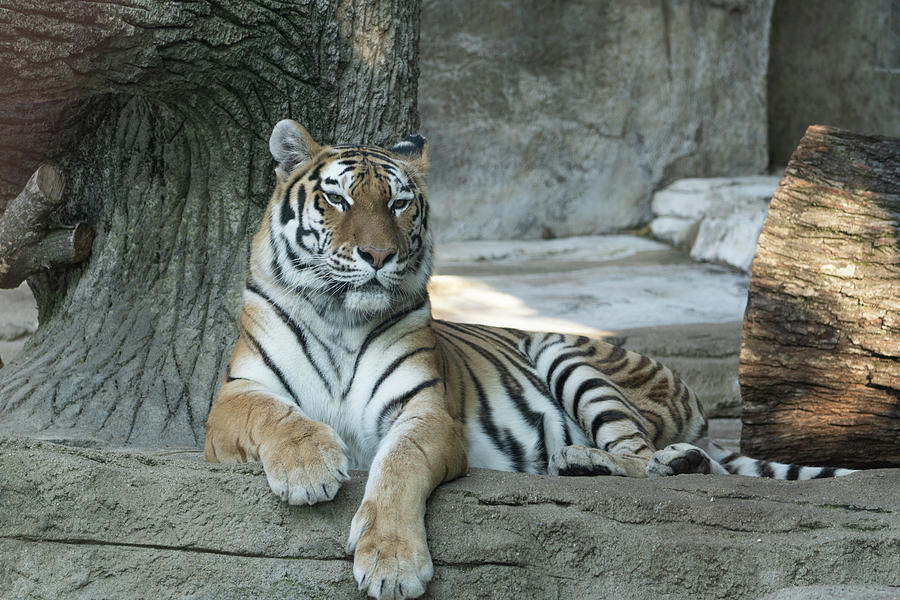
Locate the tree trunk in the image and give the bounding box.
[0,1,421,446]
[739,125,900,469]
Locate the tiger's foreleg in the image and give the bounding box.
[204,378,350,505]
[347,393,467,600]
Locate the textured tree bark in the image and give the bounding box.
[740,125,900,468]
[0,1,421,446]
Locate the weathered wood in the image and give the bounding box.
[0,165,93,289]
[740,125,900,468]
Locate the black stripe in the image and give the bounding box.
[439,322,548,391]
[343,299,428,396]
[458,359,527,472]
[572,378,615,416]
[308,162,325,181]
[279,197,294,225]
[334,148,397,162]
[628,355,651,375]
[590,396,646,437]
[812,467,837,479]
[532,333,565,365]
[594,346,629,375]
[522,335,533,357]
[553,360,585,406]
[267,228,288,285]
[439,341,466,426]
[596,345,627,364]
[449,321,522,350]
[614,356,663,388]
[296,225,321,247]
[368,346,434,404]
[546,348,595,383]
[246,283,334,395]
[436,327,545,471]
[376,378,441,437]
[283,239,306,269]
[603,431,649,453]
[243,330,303,409]
[721,452,739,464]
[786,464,801,480]
[758,461,775,478]
[589,410,632,443]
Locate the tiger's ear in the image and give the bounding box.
[389,134,429,174]
[269,119,321,179]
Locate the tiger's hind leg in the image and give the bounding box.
[646,442,728,476]
[528,333,711,478]
[545,390,656,479]
[529,336,657,478]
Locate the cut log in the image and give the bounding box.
[740,125,900,469]
[0,165,93,290]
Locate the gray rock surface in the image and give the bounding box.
[768,0,900,166]
[0,283,37,367]
[2,438,898,600]
[419,0,773,241]
[759,585,900,600]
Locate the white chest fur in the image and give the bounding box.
[237,284,434,470]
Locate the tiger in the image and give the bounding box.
[203,119,856,600]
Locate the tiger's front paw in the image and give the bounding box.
[346,500,433,599]
[549,444,627,476]
[259,419,350,505]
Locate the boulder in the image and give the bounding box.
[649,176,779,271]
[419,0,773,241]
[2,438,898,599]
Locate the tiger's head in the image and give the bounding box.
[254,119,432,318]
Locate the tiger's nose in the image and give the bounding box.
[358,246,396,270]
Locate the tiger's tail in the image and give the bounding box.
[695,437,857,480]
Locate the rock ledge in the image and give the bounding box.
[2,438,898,599]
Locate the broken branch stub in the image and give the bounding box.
[0,164,93,289]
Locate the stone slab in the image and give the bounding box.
[432,236,749,333]
[768,0,900,166]
[1,438,898,600]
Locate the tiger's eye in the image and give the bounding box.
[326,193,348,210]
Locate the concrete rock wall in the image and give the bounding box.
[768,0,900,166]
[420,0,773,241]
